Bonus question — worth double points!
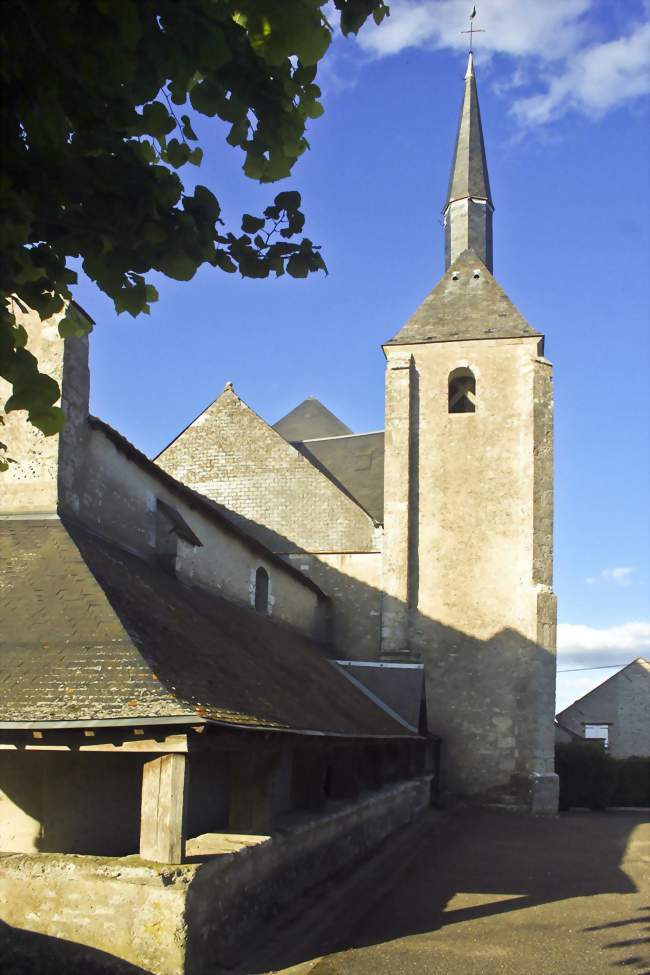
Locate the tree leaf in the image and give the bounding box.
[275,190,301,211]
[242,214,266,234]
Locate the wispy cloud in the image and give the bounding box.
[350,0,650,125]
[513,20,650,124]
[557,620,650,668]
[356,0,591,60]
[585,566,636,586]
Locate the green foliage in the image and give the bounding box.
[555,742,619,811]
[0,0,389,453]
[611,757,650,807]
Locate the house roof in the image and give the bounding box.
[89,415,325,599]
[556,657,650,720]
[0,519,412,738]
[293,431,385,524]
[273,397,352,441]
[385,250,540,347]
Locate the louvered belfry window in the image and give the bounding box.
[448,367,476,414]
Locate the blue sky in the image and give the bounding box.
[72,0,650,712]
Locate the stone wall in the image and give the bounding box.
[382,335,557,808]
[0,304,90,516]
[285,551,384,659]
[0,752,145,856]
[0,777,433,975]
[0,747,242,859]
[156,386,378,555]
[77,425,326,638]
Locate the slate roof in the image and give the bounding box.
[335,662,425,732]
[273,398,352,441]
[445,53,493,210]
[385,250,541,346]
[0,519,412,737]
[293,432,385,524]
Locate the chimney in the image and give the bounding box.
[0,302,92,517]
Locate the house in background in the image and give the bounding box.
[556,658,650,757]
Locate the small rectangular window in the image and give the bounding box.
[584,724,609,748]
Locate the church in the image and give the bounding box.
[156,52,559,813]
[0,50,559,973]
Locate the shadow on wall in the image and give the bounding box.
[0,919,150,975]
[199,505,556,803]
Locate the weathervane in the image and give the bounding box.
[461,6,485,54]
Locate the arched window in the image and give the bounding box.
[254,566,269,614]
[448,367,476,414]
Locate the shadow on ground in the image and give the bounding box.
[0,919,150,975]
[238,808,648,975]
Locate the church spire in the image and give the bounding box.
[443,52,494,271]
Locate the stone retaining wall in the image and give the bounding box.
[0,776,433,975]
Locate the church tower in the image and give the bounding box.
[381,54,558,813]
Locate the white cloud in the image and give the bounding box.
[557,620,650,662]
[555,618,650,712]
[514,21,650,124]
[351,0,650,124]
[585,566,636,585]
[356,0,591,60]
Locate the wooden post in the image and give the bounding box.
[140,753,187,863]
[291,749,326,811]
[228,752,279,834]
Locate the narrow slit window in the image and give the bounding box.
[448,367,476,414]
[254,567,269,614]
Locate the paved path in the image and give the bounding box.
[278,810,650,975]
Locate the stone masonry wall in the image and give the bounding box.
[382,335,557,805]
[0,778,432,975]
[0,304,90,516]
[76,426,324,639]
[156,387,377,555]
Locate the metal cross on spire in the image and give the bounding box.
[461,6,485,53]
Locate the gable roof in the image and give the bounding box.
[155,386,378,553]
[385,250,540,346]
[273,398,352,441]
[0,518,412,738]
[556,658,650,720]
[294,431,385,524]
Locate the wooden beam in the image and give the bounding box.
[139,753,187,863]
[0,732,190,753]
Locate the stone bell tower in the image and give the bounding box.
[380,54,558,813]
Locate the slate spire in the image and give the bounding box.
[443,52,494,271]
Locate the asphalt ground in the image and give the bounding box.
[269,809,650,975]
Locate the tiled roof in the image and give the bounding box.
[0,519,411,737]
[385,250,540,346]
[294,432,385,524]
[273,398,352,441]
